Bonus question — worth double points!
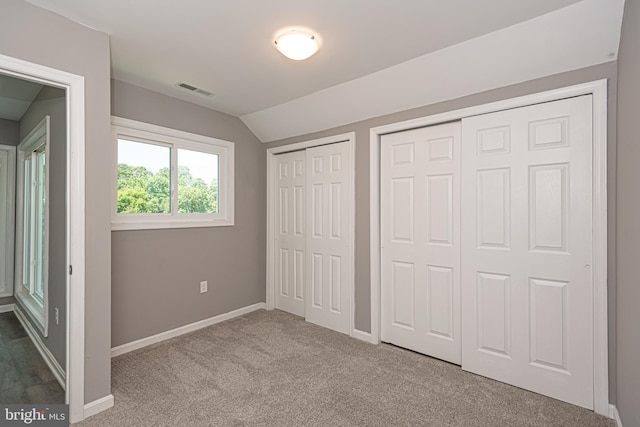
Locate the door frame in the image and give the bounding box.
[266,132,356,336]
[0,53,86,422]
[369,80,609,415]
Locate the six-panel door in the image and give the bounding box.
[274,150,306,317]
[380,122,462,364]
[460,95,594,409]
[305,142,352,334]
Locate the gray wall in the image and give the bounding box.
[110,80,266,346]
[0,119,18,301]
[0,0,112,404]
[16,86,66,368]
[265,62,618,401]
[0,118,19,146]
[615,0,640,424]
[0,296,15,306]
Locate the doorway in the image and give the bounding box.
[0,53,86,422]
[0,71,66,404]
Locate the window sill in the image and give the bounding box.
[111,219,234,231]
[15,290,47,337]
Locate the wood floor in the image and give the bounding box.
[0,311,64,403]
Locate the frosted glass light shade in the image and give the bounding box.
[274,30,319,60]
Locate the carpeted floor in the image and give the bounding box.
[77,309,613,426]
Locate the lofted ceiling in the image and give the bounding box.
[24,0,625,141]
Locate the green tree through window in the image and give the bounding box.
[117,163,218,214]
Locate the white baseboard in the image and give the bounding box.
[352,328,376,344]
[14,304,66,390]
[84,394,114,419]
[609,404,623,427]
[111,302,267,357]
[0,303,14,313]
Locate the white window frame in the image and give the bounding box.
[0,144,16,298]
[111,117,235,230]
[15,115,50,337]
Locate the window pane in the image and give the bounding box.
[34,151,46,301]
[22,157,31,288]
[177,148,219,214]
[117,139,171,214]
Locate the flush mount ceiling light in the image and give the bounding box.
[274,29,320,60]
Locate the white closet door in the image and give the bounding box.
[381,122,461,364]
[461,95,594,409]
[305,142,352,334]
[274,150,306,317]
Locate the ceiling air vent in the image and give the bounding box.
[175,81,214,97]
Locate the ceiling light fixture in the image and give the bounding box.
[274,29,320,61]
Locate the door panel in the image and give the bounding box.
[274,151,305,316]
[305,142,352,334]
[381,122,461,364]
[461,95,593,409]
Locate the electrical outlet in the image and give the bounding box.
[54,307,59,325]
[200,281,208,293]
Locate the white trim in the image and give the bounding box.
[609,405,623,427]
[0,145,15,298]
[111,302,266,357]
[111,116,235,230]
[0,303,15,313]
[369,80,609,415]
[83,394,114,419]
[0,52,86,424]
[352,328,376,344]
[14,304,65,389]
[15,116,50,337]
[266,132,357,338]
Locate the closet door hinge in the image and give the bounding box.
[69,265,72,275]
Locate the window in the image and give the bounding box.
[112,117,234,230]
[15,116,50,336]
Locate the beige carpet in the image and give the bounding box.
[77,309,613,426]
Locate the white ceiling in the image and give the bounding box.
[0,73,43,121]
[24,0,624,142]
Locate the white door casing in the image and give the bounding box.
[274,150,306,317]
[0,53,87,422]
[461,95,594,409]
[305,142,353,334]
[380,122,462,364]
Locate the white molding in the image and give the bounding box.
[265,133,357,339]
[609,405,623,427]
[352,328,376,344]
[0,52,86,424]
[111,116,235,230]
[14,304,65,390]
[111,302,266,357]
[0,303,15,313]
[369,79,609,415]
[83,394,114,419]
[15,116,50,337]
[0,145,15,298]
[369,128,381,345]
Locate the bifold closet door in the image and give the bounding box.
[380,122,462,364]
[274,150,305,317]
[305,142,352,334]
[461,95,594,409]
